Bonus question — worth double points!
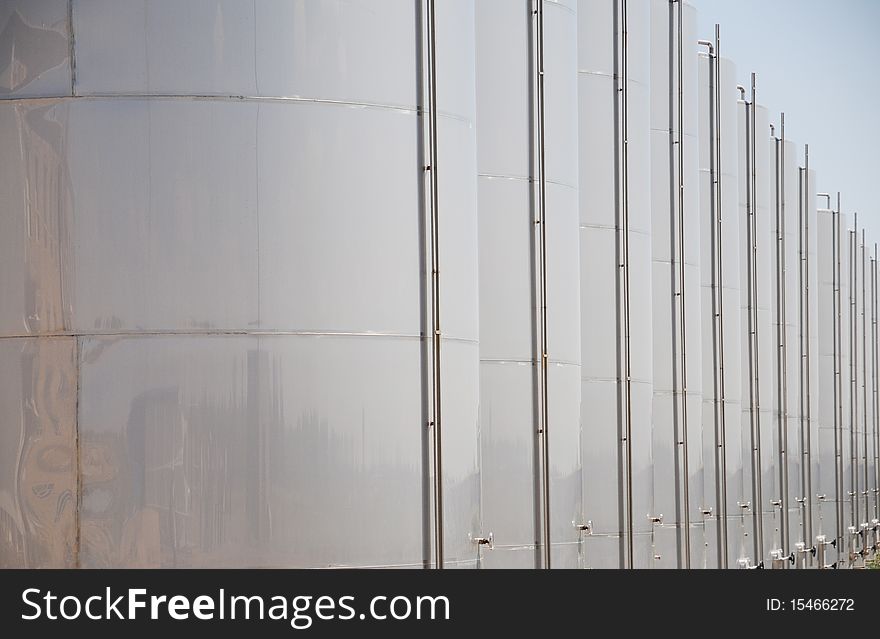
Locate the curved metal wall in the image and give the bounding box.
[0,0,480,568]
[578,0,653,569]
[649,0,703,569]
[475,0,582,569]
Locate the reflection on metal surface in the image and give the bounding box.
[1,0,480,569]
[0,337,77,568]
[0,1,70,98]
[1,0,878,570]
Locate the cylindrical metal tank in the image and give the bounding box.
[649,0,703,569]
[0,0,481,568]
[737,89,774,567]
[698,47,742,569]
[475,0,582,569]
[769,132,803,564]
[578,0,654,569]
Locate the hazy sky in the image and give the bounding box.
[691,0,880,241]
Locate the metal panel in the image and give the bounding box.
[78,334,427,568]
[0,337,77,567]
[0,0,71,99]
[72,0,421,112]
[0,101,67,336]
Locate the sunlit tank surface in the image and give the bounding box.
[697,52,742,568]
[649,0,704,569]
[475,0,582,569]
[0,0,480,569]
[578,0,653,569]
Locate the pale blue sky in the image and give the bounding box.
[691,0,880,241]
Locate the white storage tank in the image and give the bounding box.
[0,0,481,568]
[649,0,704,569]
[698,45,742,569]
[475,0,582,569]
[578,0,654,569]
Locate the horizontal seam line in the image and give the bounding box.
[0,330,478,343]
[478,173,576,190]
[0,94,473,123]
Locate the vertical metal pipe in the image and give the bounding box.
[797,159,806,551]
[617,0,635,570]
[424,0,444,569]
[873,245,880,522]
[802,146,814,552]
[745,73,764,563]
[713,25,729,570]
[773,114,790,556]
[533,0,552,570]
[850,218,858,536]
[862,229,870,529]
[673,0,692,569]
[834,194,845,554]
[700,27,728,569]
